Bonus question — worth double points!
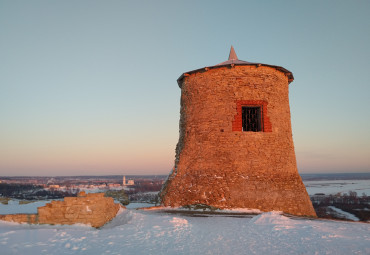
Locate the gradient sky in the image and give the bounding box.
[1,1,369,176]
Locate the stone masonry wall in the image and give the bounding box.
[0,192,121,228]
[160,65,316,217]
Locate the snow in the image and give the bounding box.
[249,211,291,225]
[125,202,154,209]
[0,200,50,215]
[1,208,370,254]
[1,180,370,254]
[328,206,360,221]
[303,179,370,196]
[85,206,92,213]
[224,208,262,214]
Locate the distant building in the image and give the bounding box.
[108,183,121,188]
[122,176,134,186]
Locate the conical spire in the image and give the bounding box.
[178,46,294,86]
[228,46,238,60]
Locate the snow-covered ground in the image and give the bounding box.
[1,208,369,255]
[1,180,370,254]
[0,200,50,214]
[303,179,370,196]
[125,202,154,209]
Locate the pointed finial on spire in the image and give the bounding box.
[228,46,238,60]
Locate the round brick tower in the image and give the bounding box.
[160,47,316,217]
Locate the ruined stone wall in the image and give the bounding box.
[0,192,121,228]
[160,65,316,217]
[0,213,38,224]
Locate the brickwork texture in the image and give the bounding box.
[0,192,121,228]
[159,65,316,217]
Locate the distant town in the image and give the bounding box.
[1,173,370,222]
[0,175,166,187]
[0,175,167,204]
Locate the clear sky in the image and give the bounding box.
[1,0,369,176]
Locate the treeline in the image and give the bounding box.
[311,191,370,222]
[128,181,163,193]
[124,181,162,203]
[0,183,78,200]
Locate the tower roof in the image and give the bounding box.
[228,45,238,60]
[216,46,254,66]
[177,46,294,87]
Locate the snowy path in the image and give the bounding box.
[328,206,360,221]
[1,209,370,255]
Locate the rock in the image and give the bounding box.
[0,193,122,228]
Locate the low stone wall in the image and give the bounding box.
[0,192,122,228]
[0,213,38,224]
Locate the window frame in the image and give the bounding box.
[232,100,272,132]
[241,105,263,132]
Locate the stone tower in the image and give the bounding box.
[160,47,316,217]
